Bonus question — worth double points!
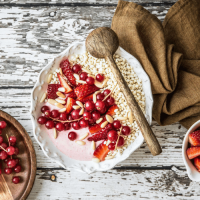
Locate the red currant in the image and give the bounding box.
[99,106,107,114]
[7,159,17,168]
[92,111,101,121]
[68,132,77,141]
[44,110,51,118]
[9,136,16,143]
[45,120,55,129]
[12,176,20,184]
[106,97,115,106]
[10,142,16,146]
[108,143,116,150]
[85,101,95,111]
[0,151,8,160]
[55,122,65,132]
[1,143,7,149]
[88,118,95,125]
[117,136,125,147]
[71,110,80,120]
[0,121,7,129]
[41,106,49,113]
[96,93,105,101]
[107,130,118,142]
[80,72,88,81]
[59,113,67,121]
[37,116,47,125]
[95,100,106,111]
[64,122,71,130]
[86,77,95,85]
[79,119,89,128]
[14,165,21,173]
[113,120,121,129]
[72,122,80,130]
[51,110,59,118]
[72,64,82,73]
[103,89,111,96]
[6,146,15,156]
[14,147,19,155]
[68,115,73,121]
[122,126,131,136]
[4,158,11,164]
[15,158,20,165]
[0,136,3,145]
[96,74,104,82]
[83,111,92,120]
[4,168,12,175]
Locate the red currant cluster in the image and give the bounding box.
[0,121,21,184]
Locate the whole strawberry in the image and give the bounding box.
[189,130,200,146]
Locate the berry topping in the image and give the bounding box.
[95,100,106,111]
[194,156,200,171]
[106,104,118,115]
[57,73,73,94]
[6,146,15,156]
[189,130,200,147]
[99,106,107,114]
[14,165,22,173]
[83,111,92,120]
[71,110,81,120]
[80,72,88,81]
[47,84,61,99]
[122,126,131,136]
[72,64,82,73]
[0,121,6,129]
[59,112,67,121]
[55,122,65,132]
[12,176,20,184]
[106,97,115,106]
[80,94,93,103]
[7,159,17,168]
[44,110,51,118]
[92,111,101,121]
[79,119,89,128]
[86,77,95,85]
[0,151,8,160]
[103,89,111,96]
[65,97,76,114]
[117,136,124,147]
[4,168,12,175]
[85,101,95,111]
[187,147,200,159]
[45,120,55,129]
[113,120,121,129]
[96,93,105,101]
[96,74,104,82]
[93,141,109,161]
[72,122,80,130]
[51,110,59,118]
[41,106,49,113]
[37,116,47,125]
[65,91,77,101]
[64,122,71,130]
[1,143,7,149]
[68,132,77,141]
[108,143,115,151]
[107,130,118,142]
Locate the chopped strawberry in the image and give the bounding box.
[65,91,77,102]
[74,84,99,100]
[107,104,118,115]
[60,59,76,86]
[93,141,109,161]
[47,84,61,99]
[187,147,200,159]
[65,97,76,114]
[57,73,73,94]
[88,124,114,142]
[194,156,200,171]
[80,94,93,103]
[189,130,200,147]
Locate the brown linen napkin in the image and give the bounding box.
[111,0,200,129]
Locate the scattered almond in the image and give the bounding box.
[106,114,114,123]
[55,102,65,109]
[92,158,100,163]
[93,93,97,103]
[102,77,108,87]
[75,140,86,146]
[59,68,63,75]
[128,111,134,124]
[48,99,57,105]
[96,118,103,124]
[55,98,66,104]
[94,80,103,88]
[94,90,101,95]
[59,108,66,113]
[76,80,86,84]
[82,68,92,74]
[79,132,88,140]
[58,87,65,92]
[40,92,47,103]
[116,116,127,121]
[56,91,65,99]
[73,105,80,110]
[53,128,58,139]
[101,121,108,128]
[79,107,84,115]
[74,74,80,80]
[76,101,83,107]
[91,141,96,150]
[47,73,52,83]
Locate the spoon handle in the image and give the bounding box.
[106,55,162,156]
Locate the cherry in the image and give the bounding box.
[72,122,80,130]
[14,165,22,173]
[51,110,59,118]
[9,136,16,143]
[107,130,118,142]
[64,122,71,130]
[44,110,51,118]
[1,143,7,149]
[80,72,88,81]
[59,113,67,121]
[12,176,20,184]
[4,158,11,164]
[79,119,89,128]
[4,168,12,175]
[117,136,125,147]
[7,159,17,168]
[122,126,131,136]
[71,110,80,120]
[88,118,95,125]
[14,147,19,155]
[99,106,107,114]
[55,122,65,131]
[0,151,8,160]
[103,89,111,96]
[68,115,73,121]
[96,93,105,101]
[95,100,106,111]
[96,74,104,82]
[113,120,121,129]
[37,116,47,125]
[0,129,2,135]
[85,101,95,111]
[72,64,82,73]
[0,136,3,145]
[106,97,115,106]
[41,106,49,113]
[6,146,15,156]
[45,120,55,129]
[15,158,20,165]
[83,111,92,120]
[68,132,77,141]
[92,111,101,121]
[108,143,116,150]
[86,77,95,85]
[0,121,7,129]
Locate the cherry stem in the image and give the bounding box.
[0,146,7,152]
[103,84,117,102]
[49,116,83,123]
[114,127,122,151]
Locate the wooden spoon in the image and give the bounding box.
[86,27,162,156]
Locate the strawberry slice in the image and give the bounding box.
[89,105,118,134]
[47,84,61,99]
[57,73,73,94]
[189,130,200,147]
[93,141,109,161]
[187,147,200,159]
[194,156,200,171]
[65,97,76,114]
[80,94,93,103]
[60,59,76,86]
[74,84,99,100]
[65,91,77,102]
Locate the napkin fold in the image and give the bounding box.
[112,0,200,129]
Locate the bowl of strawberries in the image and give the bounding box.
[183,120,200,181]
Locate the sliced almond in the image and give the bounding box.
[75,140,86,146]
[59,108,66,113]
[53,128,58,139]
[128,111,134,124]
[106,140,111,146]
[94,90,101,95]
[76,101,83,107]
[101,121,108,128]
[92,157,100,163]
[59,68,63,75]
[55,102,65,109]
[47,73,52,83]
[105,155,115,160]
[93,93,97,103]
[96,117,103,124]
[48,99,57,105]
[40,92,47,103]
[73,105,80,110]
[106,114,114,123]
[94,80,103,88]
[58,87,65,92]
[79,132,88,140]
[116,116,127,121]
[56,91,66,99]
[76,80,86,84]
[79,107,84,115]
[82,68,92,74]
[55,98,66,105]
[74,74,80,80]
[91,141,96,150]
[102,77,108,87]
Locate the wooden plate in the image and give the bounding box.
[0,110,36,200]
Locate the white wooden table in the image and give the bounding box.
[1,0,200,199]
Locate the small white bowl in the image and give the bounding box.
[182,120,200,181]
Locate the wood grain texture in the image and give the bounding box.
[0,175,13,200]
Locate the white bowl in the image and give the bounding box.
[30,42,153,173]
[182,120,200,181]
